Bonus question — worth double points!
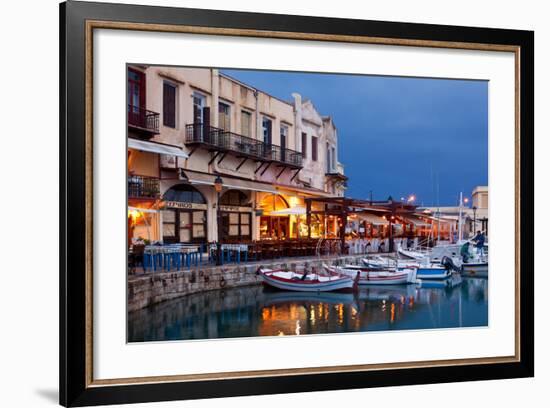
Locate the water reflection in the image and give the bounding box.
[128,277,488,342]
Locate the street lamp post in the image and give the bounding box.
[481,217,488,235]
[472,205,477,237]
[389,215,395,253]
[214,175,223,266]
[387,196,394,253]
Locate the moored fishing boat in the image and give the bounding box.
[460,249,488,277]
[362,257,418,270]
[415,265,451,280]
[397,247,428,260]
[363,255,457,280]
[325,265,412,285]
[258,268,354,292]
[461,261,488,277]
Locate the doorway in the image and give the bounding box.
[162,209,206,244]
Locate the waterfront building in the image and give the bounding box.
[127,66,346,245]
[419,185,489,241]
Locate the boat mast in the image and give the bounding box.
[458,191,463,242]
[436,172,440,243]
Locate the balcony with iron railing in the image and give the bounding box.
[326,161,348,188]
[128,175,160,199]
[185,123,303,168]
[128,105,160,137]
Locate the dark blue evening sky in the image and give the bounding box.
[222,69,488,207]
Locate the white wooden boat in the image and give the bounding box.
[460,250,488,277]
[325,265,412,286]
[362,257,454,280]
[362,257,419,269]
[397,247,427,260]
[461,262,488,277]
[258,268,354,292]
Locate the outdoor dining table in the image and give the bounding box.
[209,243,249,264]
[143,244,202,272]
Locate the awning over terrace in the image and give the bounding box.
[401,215,431,227]
[356,212,388,225]
[128,138,189,158]
[182,170,278,194]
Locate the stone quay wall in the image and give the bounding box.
[128,254,369,312]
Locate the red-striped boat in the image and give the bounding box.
[324,265,411,285]
[258,268,354,292]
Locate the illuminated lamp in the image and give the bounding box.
[214,175,224,193]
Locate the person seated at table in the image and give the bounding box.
[365,241,371,254]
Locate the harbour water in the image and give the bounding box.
[128,276,488,342]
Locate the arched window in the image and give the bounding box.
[163,184,206,204]
[259,194,289,213]
[259,194,290,240]
[161,184,207,244]
[220,190,250,207]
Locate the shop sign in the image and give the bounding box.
[162,201,208,210]
[219,205,252,213]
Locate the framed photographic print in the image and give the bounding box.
[60,0,534,406]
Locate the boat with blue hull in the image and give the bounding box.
[361,255,457,281]
[414,266,451,280]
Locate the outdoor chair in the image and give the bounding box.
[262,243,274,259]
[129,244,145,273]
[247,242,260,261]
[272,242,283,259]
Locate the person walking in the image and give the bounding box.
[472,230,485,256]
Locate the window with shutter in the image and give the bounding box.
[128,68,145,109]
[312,136,318,161]
[163,82,176,128]
[219,102,231,131]
[241,111,251,137]
[280,125,288,162]
[262,117,272,145]
[301,132,307,159]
